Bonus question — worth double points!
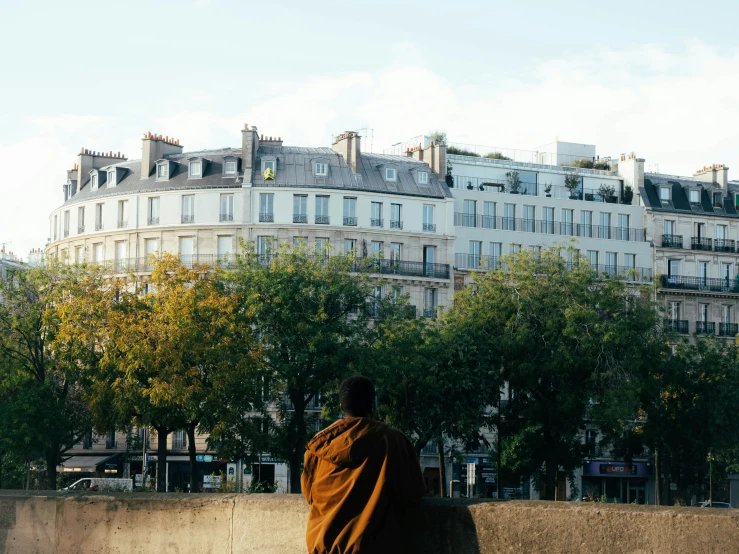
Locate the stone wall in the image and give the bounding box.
[1,491,737,553]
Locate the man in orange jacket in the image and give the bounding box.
[302,376,425,554]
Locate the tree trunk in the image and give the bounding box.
[46,445,58,490]
[289,406,306,494]
[437,437,447,498]
[654,448,660,506]
[187,424,199,493]
[156,428,168,493]
[543,458,557,501]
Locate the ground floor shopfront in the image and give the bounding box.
[580,461,654,504]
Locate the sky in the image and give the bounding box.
[2,0,739,260]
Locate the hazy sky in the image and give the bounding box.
[2,0,739,259]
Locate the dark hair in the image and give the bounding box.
[339,376,375,417]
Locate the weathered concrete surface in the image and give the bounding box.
[1,491,739,553]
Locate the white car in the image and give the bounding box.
[698,501,733,509]
[62,478,133,492]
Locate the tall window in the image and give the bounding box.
[424,288,437,318]
[77,206,85,233]
[93,243,104,264]
[699,303,710,323]
[587,250,599,267]
[503,203,515,231]
[315,238,329,258]
[179,237,194,265]
[668,259,680,277]
[523,206,534,232]
[172,430,187,450]
[371,202,383,227]
[293,195,307,223]
[664,220,674,236]
[75,246,84,265]
[217,236,233,264]
[53,214,58,240]
[699,261,709,286]
[370,241,383,256]
[490,243,502,270]
[618,214,630,241]
[605,252,617,273]
[483,201,496,230]
[63,211,70,237]
[144,239,158,268]
[543,207,555,234]
[469,241,482,268]
[181,195,195,223]
[423,205,435,231]
[561,208,574,236]
[390,243,402,262]
[599,212,611,239]
[581,210,593,238]
[256,236,272,258]
[343,197,357,226]
[115,241,127,272]
[463,200,476,227]
[315,196,329,224]
[344,239,356,254]
[669,301,681,322]
[717,225,727,241]
[721,262,732,288]
[148,197,160,225]
[91,174,98,190]
[259,193,274,222]
[624,254,636,270]
[390,203,402,229]
[95,204,104,231]
[117,200,128,228]
[423,246,436,276]
[220,194,234,222]
[723,305,732,325]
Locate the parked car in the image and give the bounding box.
[62,478,133,492]
[698,501,733,509]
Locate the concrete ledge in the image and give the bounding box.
[1,491,738,553]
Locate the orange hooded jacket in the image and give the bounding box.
[302,417,425,554]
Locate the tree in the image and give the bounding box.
[0,263,93,489]
[230,242,374,494]
[367,295,502,497]
[466,246,661,500]
[57,255,260,492]
[428,130,447,147]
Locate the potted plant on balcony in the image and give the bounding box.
[622,185,634,205]
[585,192,595,201]
[506,171,521,194]
[466,181,473,190]
[598,183,617,203]
[543,183,552,197]
[445,162,454,188]
[564,173,581,199]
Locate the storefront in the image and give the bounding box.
[581,461,652,504]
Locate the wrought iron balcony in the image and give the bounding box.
[259,213,274,223]
[371,218,383,227]
[422,307,437,319]
[343,217,357,226]
[390,220,403,230]
[423,223,436,232]
[147,217,159,225]
[353,258,450,280]
[315,215,330,225]
[660,274,737,293]
[691,237,713,251]
[293,214,307,223]
[660,234,683,248]
[78,225,85,234]
[695,321,716,335]
[715,239,735,253]
[95,222,104,231]
[220,213,234,222]
[664,319,689,334]
[719,323,739,337]
[181,215,194,224]
[117,219,128,228]
[63,229,69,237]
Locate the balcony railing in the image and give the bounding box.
[715,239,735,253]
[660,234,683,248]
[259,213,274,222]
[390,220,403,230]
[63,229,69,237]
[422,307,437,318]
[343,217,357,226]
[315,215,330,225]
[181,215,195,224]
[93,255,236,274]
[78,225,85,234]
[371,218,383,227]
[454,254,652,282]
[220,213,234,222]
[423,223,436,232]
[293,214,307,224]
[354,258,450,280]
[117,220,128,229]
[664,319,689,334]
[660,275,737,293]
[691,237,712,251]
[453,213,646,242]
[147,217,159,225]
[695,321,716,335]
[95,222,104,231]
[719,323,739,337]
[449,175,624,203]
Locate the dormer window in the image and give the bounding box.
[108,170,116,187]
[385,168,397,182]
[660,187,670,201]
[91,174,98,190]
[263,160,275,172]
[189,161,201,177]
[261,157,277,180]
[689,189,700,203]
[315,162,328,176]
[417,171,428,184]
[156,161,169,181]
[223,156,238,177]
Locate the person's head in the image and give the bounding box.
[339,376,376,418]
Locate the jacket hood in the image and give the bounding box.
[305,417,387,469]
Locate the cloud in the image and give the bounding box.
[3,39,739,260]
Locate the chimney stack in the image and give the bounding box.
[694,163,729,189]
[332,131,361,174]
[416,140,446,177]
[241,124,260,186]
[141,132,183,179]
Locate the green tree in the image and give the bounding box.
[465,246,661,499]
[0,263,93,489]
[230,242,373,494]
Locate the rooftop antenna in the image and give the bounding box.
[353,128,374,153]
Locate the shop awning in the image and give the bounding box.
[58,455,116,472]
